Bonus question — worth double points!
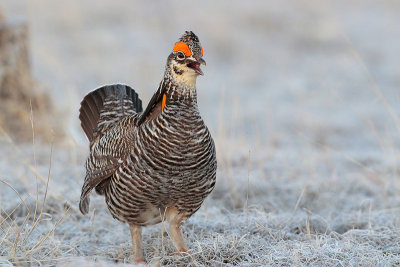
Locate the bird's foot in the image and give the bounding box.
[134,257,147,265]
[169,248,190,257]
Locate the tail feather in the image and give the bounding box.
[79,84,143,142]
[80,97,100,139]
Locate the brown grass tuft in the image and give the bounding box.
[0,18,63,142]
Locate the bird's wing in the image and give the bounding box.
[79,117,136,214]
[78,84,142,214]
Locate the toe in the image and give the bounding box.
[134,257,147,264]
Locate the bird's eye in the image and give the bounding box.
[176,52,185,60]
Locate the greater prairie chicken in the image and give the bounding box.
[78,31,217,263]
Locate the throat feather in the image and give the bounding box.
[173,66,183,75]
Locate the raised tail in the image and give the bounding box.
[79,84,143,142]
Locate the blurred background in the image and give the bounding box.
[1,0,400,265]
[1,0,400,230]
[1,0,399,151]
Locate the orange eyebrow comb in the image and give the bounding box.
[173,42,191,57]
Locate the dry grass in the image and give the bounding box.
[0,85,58,142]
[0,16,63,142]
[1,0,400,266]
[1,135,400,266]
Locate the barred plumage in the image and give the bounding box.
[79,31,216,263]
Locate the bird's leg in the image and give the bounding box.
[166,207,188,253]
[129,224,146,263]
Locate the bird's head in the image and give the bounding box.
[166,31,206,86]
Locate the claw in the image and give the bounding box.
[179,248,188,253]
[134,257,147,264]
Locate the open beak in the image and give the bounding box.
[198,58,206,66]
[187,58,206,75]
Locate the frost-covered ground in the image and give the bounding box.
[1,0,400,266]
